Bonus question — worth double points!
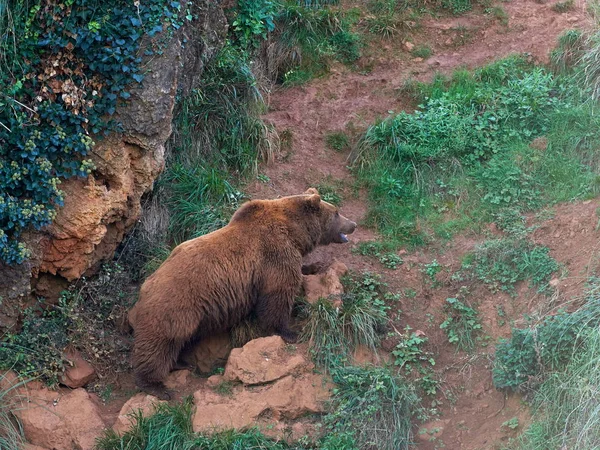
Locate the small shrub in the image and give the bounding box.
[422,259,443,287]
[325,365,419,450]
[412,45,432,59]
[440,298,482,352]
[325,131,351,152]
[551,0,574,12]
[353,241,403,269]
[472,237,559,294]
[493,294,600,390]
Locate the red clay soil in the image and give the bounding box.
[246,1,594,448]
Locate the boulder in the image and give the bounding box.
[224,336,309,385]
[302,259,348,305]
[192,373,330,433]
[60,347,96,388]
[13,386,105,450]
[112,393,165,435]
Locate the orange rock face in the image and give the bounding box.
[40,138,164,281]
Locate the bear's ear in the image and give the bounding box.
[305,188,319,195]
[306,193,321,210]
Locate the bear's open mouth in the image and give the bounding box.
[339,233,348,243]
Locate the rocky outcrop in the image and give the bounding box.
[302,259,348,306]
[193,336,331,434]
[0,2,228,330]
[38,2,227,283]
[224,336,310,385]
[11,384,105,450]
[59,347,96,389]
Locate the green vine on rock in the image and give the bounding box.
[0,0,189,264]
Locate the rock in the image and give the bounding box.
[113,393,165,435]
[302,259,348,305]
[28,1,228,286]
[224,336,310,385]
[180,332,233,373]
[206,374,224,388]
[164,369,192,389]
[404,41,415,51]
[60,347,96,388]
[192,373,330,433]
[549,278,560,287]
[13,386,105,450]
[413,57,424,62]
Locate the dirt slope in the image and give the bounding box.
[246,1,593,448]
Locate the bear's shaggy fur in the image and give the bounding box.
[130,189,356,399]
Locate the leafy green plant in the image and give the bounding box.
[354,241,403,269]
[502,417,520,430]
[316,180,344,206]
[440,298,482,352]
[233,0,276,48]
[392,327,434,370]
[423,259,443,287]
[325,365,419,450]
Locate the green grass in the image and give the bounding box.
[353,241,404,269]
[517,327,600,449]
[0,373,25,450]
[412,45,432,59]
[325,131,351,152]
[268,3,361,85]
[354,55,600,249]
[300,271,390,369]
[325,365,419,450]
[469,237,559,294]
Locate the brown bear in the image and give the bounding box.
[130,188,356,399]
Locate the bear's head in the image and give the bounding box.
[304,188,356,245]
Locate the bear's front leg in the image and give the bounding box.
[255,288,298,343]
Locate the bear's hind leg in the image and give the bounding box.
[133,336,185,400]
[255,290,298,343]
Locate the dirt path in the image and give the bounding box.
[246,1,593,448]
